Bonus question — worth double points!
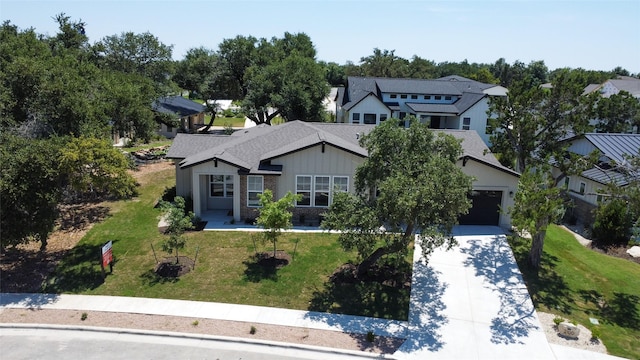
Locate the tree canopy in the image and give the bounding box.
[321,118,473,278]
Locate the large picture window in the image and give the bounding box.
[210,175,233,198]
[363,113,376,124]
[247,176,263,207]
[296,175,349,207]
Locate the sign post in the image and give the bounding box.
[101,240,113,277]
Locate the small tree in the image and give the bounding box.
[509,167,564,269]
[255,190,300,258]
[160,196,195,264]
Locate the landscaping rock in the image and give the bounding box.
[158,214,169,233]
[626,246,640,258]
[558,322,581,339]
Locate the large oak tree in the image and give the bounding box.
[321,118,473,278]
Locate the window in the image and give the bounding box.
[352,113,360,124]
[445,96,452,101]
[380,114,388,122]
[364,113,376,124]
[210,175,233,198]
[564,176,570,189]
[411,95,418,99]
[435,95,442,100]
[166,124,173,132]
[579,182,586,195]
[596,188,603,203]
[424,95,431,100]
[296,176,312,206]
[390,94,397,99]
[462,117,471,130]
[247,176,263,207]
[333,176,349,193]
[399,112,406,119]
[296,175,349,207]
[314,176,330,207]
[400,94,407,99]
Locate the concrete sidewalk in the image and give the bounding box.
[0,225,629,360]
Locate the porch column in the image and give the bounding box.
[233,175,241,222]
[192,173,201,218]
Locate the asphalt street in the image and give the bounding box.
[1,326,388,360]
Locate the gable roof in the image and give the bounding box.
[583,133,640,164]
[167,121,518,177]
[152,96,207,117]
[340,76,495,116]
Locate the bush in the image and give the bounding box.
[590,326,601,340]
[366,331,375,343]
[592,198,633,245]
[553,316,564,326]
[250,325,257,334]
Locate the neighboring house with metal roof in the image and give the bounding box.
[553,133,640,223]
[166,120,520,228]
[153,96,207,138]
[334,75,507,146]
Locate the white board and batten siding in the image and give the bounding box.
[460,98,492,146]
[457,158,519,228]
[348,95,391,125]
[272,144,364,197]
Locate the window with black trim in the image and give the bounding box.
[579,182,586,195]
[462,117,471,130]
[364,113,376,124]
[400,94,407,99]
[210,175,234,198]
[390,94,397,99]
[380,114,388,122]
[352,113,360,124]
[411,95,418,99]
[435,95,442,100]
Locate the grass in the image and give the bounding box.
[509,225,640,359]
[124,140,173,152]
[43,167,411,321]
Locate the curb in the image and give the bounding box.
[0,323,398,359]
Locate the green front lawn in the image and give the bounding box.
[509,225,640,359]
[43,166,410,320]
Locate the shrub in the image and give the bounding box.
[250,325,257,334]
[553,316,564,326]
[81,312,88,321]
[592,198,633,245]
[590,326,601,340]
[191,320,199,326]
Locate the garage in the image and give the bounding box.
[459,190,503,226]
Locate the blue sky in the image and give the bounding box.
[2,0,639,73]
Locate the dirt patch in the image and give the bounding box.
[155,256,195,277]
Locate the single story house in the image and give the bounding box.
[153,96,207,138]
[334,75,508,146]
[553,133,640,224]
[166,121,520,228]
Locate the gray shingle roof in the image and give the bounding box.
[341,76,492,115]
[167,121,517,177]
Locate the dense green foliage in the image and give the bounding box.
[592,198,634,245]
[322,118,473,277]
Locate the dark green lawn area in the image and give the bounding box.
[509,226,640,359]
[42,166,410,321]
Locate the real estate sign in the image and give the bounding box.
[102,240,113,268]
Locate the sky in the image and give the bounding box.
[1,0,639,73]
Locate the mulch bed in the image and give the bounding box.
[589,241,640,264]
[330,263,412,289]
[155,256,195,277]
[255,250,292,268]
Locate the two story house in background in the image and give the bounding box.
[166,120,520,229]
[554,133,640,224]
[334,75,507,146]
